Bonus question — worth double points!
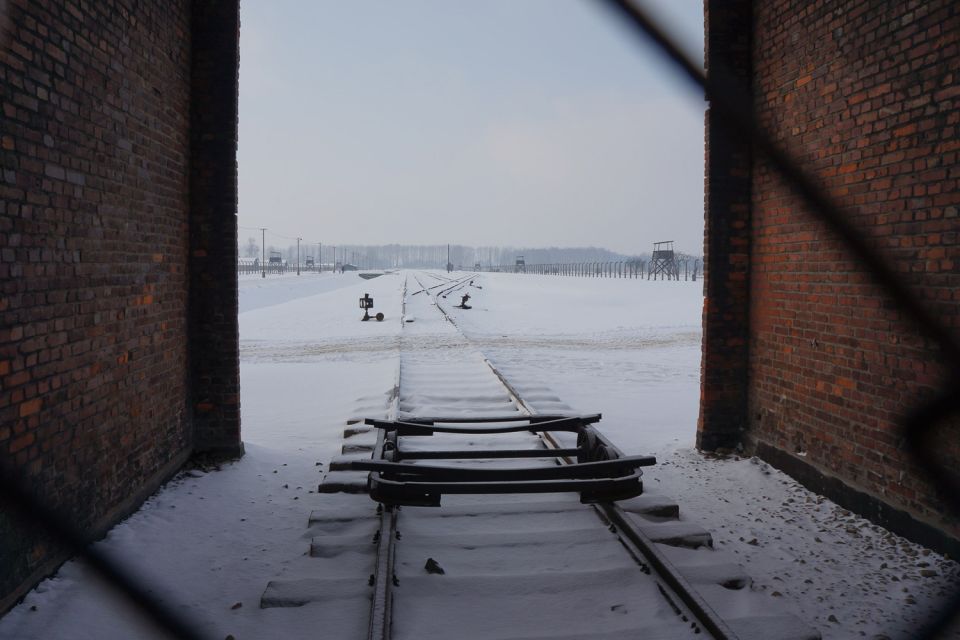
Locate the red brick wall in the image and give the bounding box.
[0,0,240,610]
[702,0,959,552]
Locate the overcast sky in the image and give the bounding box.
[238,1,705,256]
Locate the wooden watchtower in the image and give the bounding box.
[648,241,680,280]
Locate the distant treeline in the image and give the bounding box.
[239,239,700,269]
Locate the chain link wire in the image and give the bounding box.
[1,2,956,638]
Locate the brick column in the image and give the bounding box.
[697,0,754,451]
[189,0,243,455]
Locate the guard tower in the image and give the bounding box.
[648,241,680,280]
[515,255,526,273]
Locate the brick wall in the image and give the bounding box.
[189,0,241,452]
[0,0,241,610]
[698,0,754,452]
[702,0,960,554]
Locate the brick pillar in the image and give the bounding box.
[697,0,754,451]
[189,0,243,455]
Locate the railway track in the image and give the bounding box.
[263,270,819,640]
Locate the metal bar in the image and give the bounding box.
[583,423,631,461]
[365,417,593,435]
[398,447,584,460]
[390,413,597,425]
[366,505,397,640]
[370,473,643,503]
[390,413,600,424]
[351,455,655,481]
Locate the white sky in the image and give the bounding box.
[237,1,705,255]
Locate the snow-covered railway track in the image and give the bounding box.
[279,271,817,640]
[343,274,714,640]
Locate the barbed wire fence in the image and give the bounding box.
[484,255,702,280]
[0,1,956,639]
[235,227,677,277]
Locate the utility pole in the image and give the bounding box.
[296,237,302,275]
[260,227,267,278]
[318,242,321,273]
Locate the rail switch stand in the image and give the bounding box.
[360,293,384,322]
[456,293,472,309]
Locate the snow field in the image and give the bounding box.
[0,269,956,640]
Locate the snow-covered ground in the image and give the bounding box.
[1,270,957,639]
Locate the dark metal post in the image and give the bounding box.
[260,227,266,278]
